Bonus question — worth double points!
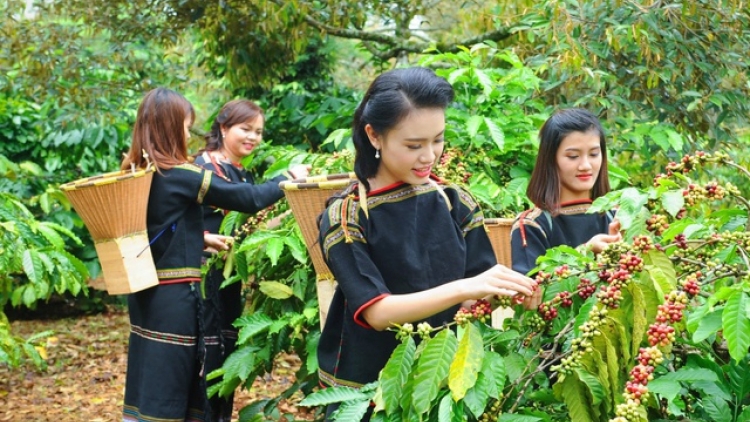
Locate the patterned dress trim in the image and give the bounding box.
[156,268,202,280]
[196,170,211,204]
[123,404,205,422]
[130,324,197,347]
[319,368,365,389]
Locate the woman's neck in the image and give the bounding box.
[213,149,242,166]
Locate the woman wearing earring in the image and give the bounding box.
[194,99,309,421]
[316,67,536,421]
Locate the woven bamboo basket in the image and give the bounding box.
[484,217,514,267]
[60,168,159,295]
[484,217,516,328]
[279,173,355,328]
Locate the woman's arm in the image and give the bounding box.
[361,264,535,331]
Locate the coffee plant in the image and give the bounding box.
[300,150,750,421]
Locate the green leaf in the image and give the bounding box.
[643,249,676,299]
[283,235,307,264]
[573,296,596,336]
[449,323,484,401]
[691,309,723,343]
[702,395,732,422]
[647,378,682,402]
[300,385,370,407]
[379,337,416,415]
[725,356,750,398]
[574,368,604,406]
[658,367,718,383]
[504,352,527,383]
[22,249,43,285]
[332,400,371,421]
[553,371,596,422]
[234,314,273,345]
[258,281,293,299]
[466,115,484,138]
[36,222,65,249]
[628,283,648,357]
[484,117,505,151]
[498,415,543,422]
[660,190,685,218]
[692,380,732,402]
[412,329,458,415]
[473,68,494,96]
[221,345,259,382]
[737,406,750,422]
[265,237,284,266]
[437,393,452,422]
[722,290,750,362]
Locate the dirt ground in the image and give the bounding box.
[0,308,316,422]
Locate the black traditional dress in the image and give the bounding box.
[123,163,286,422]
[317,178,496,400]
[193,152,286,422]
[510,199,615,276]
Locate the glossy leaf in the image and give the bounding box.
[449,323,484,401]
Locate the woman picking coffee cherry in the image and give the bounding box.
[316,67,536,421]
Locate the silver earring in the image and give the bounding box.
[375,149,380,159]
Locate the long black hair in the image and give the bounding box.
[352,67,454,191]
[526,108,610,215]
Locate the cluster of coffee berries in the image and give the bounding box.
[673,233,689,250]
[595,267,633,309]
[632,235,655,253]
[435,148,472,184]
[551,307,608,374]
[577,278,597,300]
[478,399,501,422]
[646,214,669,236]
[394,321,434,340]
[495,293,527,308]
[618,253,644,272]
[614,286,695,420]
[395,323,414,341]
[610,347,665,421]
[681,181,738,206]
[417,322,432,340]
[655,291,688,324]
[454,299,493,326]
[664,151,717,176]
[555,264,571,278]
[525,313,546,332]
[537,302,558,321]
[681,272,701,297]
[557,291,573,308]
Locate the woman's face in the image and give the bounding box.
[221,115,264,163]
[556,129,602,203]
[183,116,192,144]
[366,107,445,190]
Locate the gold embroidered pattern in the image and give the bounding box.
[318,369,365,389]
[197,170,211,204]
[157,268,202,279]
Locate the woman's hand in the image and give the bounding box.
[288,164,311,180]
[522,283,543,310]
[203,233,233,254]
[468,264,536,300]
[586,218,622,254]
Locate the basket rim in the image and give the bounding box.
[484,217,516,225]
[279,172,356,191]
[60,167,155,191]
